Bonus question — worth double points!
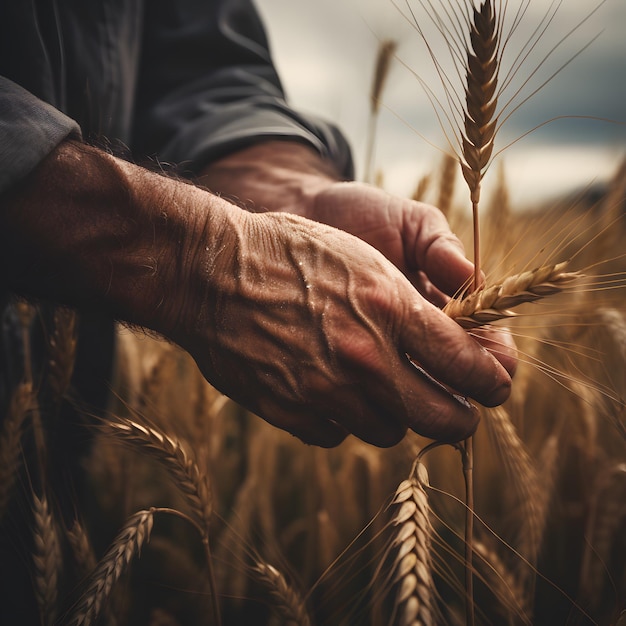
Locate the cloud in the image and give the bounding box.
[256,0,626,201]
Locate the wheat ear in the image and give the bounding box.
[444,261,582,328]
[436,153,457,219]
[32,490,62,626]
[70,509,154,626]
[461,0,499,205]
[67,518,98,575]
[103,417,212,530]
[473,540,531,624]
[104,418,221,624]
[252,561,312,626]
[578,463,626,608]
[461,0,500,288]
[0,381,33,517]
[47,306,78,404]
[483,407,544,572]
[365,38,397,183]
[388,461,436,626]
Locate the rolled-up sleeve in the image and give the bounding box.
[0,78,81,195]
[132,0,353,178]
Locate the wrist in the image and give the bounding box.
[197,140,341,217]
[0,140,238,340]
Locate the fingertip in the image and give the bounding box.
[472,326,519,378]
[408,396,480,443]
[292,420,350,448]
[256,401,350,448]
[478,371,512,408]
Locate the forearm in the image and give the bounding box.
[0,140,235,337]
[197,140,343,215]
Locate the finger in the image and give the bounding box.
[400,299,512,408]
[280,363,408,448]
[255,398,350,448]
[353,353,481,442]
[412,204,482,296]
[312,382,408,448]
[471,326,519,377]
[408,269,450,308]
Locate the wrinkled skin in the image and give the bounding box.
[1,140,516,449]
[172,195,513,448]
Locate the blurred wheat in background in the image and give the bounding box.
[1,1,625,625]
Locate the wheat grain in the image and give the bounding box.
[252,561,312,626]
[443,261,582,328]
[70,509,154,626]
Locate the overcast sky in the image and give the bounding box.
[255,0,626,207]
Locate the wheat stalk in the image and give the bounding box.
[365,38,397,183]
[70,509,154,626]
[456,5,502,620]
[32,490,62,626]
[252,561,312,626]
[444,261,582,328]
[387,461,436,626]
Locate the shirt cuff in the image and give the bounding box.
[157,99,355,181]
[0,78,81,195]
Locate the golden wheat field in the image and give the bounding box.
[1,1,625,625]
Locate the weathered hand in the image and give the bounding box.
[305,181,519,377]
[1,140,513,449]
[308,181,471,297]
[173,207,512,448]
[200,142,518,378]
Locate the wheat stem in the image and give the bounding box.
[463,438,475,626]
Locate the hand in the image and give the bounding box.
[200,142,518,378]
[172,207,512,448]
[1,140,513,449]
[304,181,519,377]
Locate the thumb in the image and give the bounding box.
[422,234,482,297]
